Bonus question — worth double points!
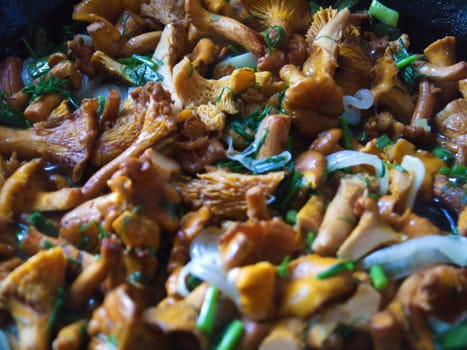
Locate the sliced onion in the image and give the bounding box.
[214,52,257,72]
[341,89,374,125]
[177,252,240,303]
[401,155,425,209]
[190,229,221,260]
[75,76,129,104]
[327,150,384,176]
[360,235,467,279]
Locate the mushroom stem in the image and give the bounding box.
[410,79,440,125]
[312,8,350,55]
[185,0,265,57]
[416,61,467,82]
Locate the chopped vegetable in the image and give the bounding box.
[48,287,66,330]
[376,134,394,149]
[432,145,454,163]
[22,76,78,108]
[28,212,58,237]
[393,38,423,89]
[117,54,163,86]
[285,210,297,225]
[434,319,467,350]
[339,117,353,149]
[316,261,355,279]
[277,255,291,278]
[369,264,388,290]
[196,285,219,334]
[368,0,399,27]
[0,92,31,128]
[215,319,244,350]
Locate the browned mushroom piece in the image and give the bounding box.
[259,318,306,350]
[88,284,166,349]
[0,99,99,182]
[280,9,350,136]
[52,319,89,350]
[0,56,24,98]
[371,265,467,350]
[372,49,415,123]
[218,217,298,269]
[279,254,357,318]
[185,0,265,57]
[312,176,367,256]
[423,36,459,107]
[67,235,122,310]
[433,95,467,163]
[73,0,146,23]
[295,150,327,189]
[140,0,186,25]
[337,196,406,261]
[0,247,67,350]
[433,174,467,216]
[81,82,177,199]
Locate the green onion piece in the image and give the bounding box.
[42,240,55,249]
[187,275,203,291]
[48,287,66,330]
[28,212,58,237]
[317,261,355,279]
[339,117,353,149]
[368,0,399,27]
[369,264,388,290]
[227,44,240,55]
[97,95,106,117]
[277,256,290,278]
[396,54,420,69]
[375,134,394,149]
[306,232,316,251]
[215,320,244,350]
[196,285,219,334]
[434,319,467,350]
[383,160,407,173]
[432,146,454,163]
[286,210,297,225]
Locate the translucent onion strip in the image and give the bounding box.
[214,52,258,72]
[341,89,374,125]
[400,155,426,209]
[327,151,383,175]
[360,235,467,279]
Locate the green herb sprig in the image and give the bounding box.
[0,92,31,128]
[22,76,78,109]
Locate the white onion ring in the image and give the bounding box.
[360,235,467,279]
[342,89,374,125]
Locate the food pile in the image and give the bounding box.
[0,0,466,349]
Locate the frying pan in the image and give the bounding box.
[0,0,466,60]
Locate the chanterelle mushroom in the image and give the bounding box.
[173,170,284,220]
[0,99,98,182]
[241,0,311,39]
[280,9,350,135]
[0,247,66,350]
[185,0,265,57]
